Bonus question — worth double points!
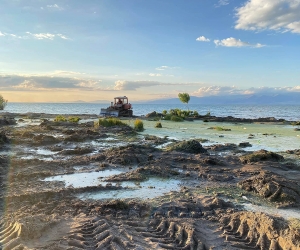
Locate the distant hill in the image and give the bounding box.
[137,93,300,105]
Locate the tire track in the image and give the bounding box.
[0,220,22,250]
[67,217,136,249]
[220,211,300,250]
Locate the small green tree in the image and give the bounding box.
[0,95,8,110]
[178,93,190,110]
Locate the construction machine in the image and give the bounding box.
[100,96,133,117]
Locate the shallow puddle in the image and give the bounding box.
[29,148,57,155]
[43,169,125,188]
[243,203,300,220]
[15,119,42,127]
[21,155,54,161]
[43,169,181,200]
[77,178,181,200]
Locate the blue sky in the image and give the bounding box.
[0,0,299,102]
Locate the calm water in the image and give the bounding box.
[2,102,300,121]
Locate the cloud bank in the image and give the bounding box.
[235,0,300,34]
[113,80,192,91]
[192,85,300,97]
[0,74,107,91]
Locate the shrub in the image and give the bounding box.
[162,110,167,115]
[0,95,7,110]
[155,122,162,128]
[68,116,81,123]
[171,115,184,122]
[193,110,199,116]
[178,92,190,110]
[134,119,144,131]
[163,114,172,120]
[54,115,67,122]
[98,117,127,127]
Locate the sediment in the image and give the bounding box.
[0,112,299,249]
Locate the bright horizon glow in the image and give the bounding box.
[0,0,300,102]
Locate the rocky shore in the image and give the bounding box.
[0,112,299,249]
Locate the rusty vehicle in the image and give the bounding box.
[100,96,133,117]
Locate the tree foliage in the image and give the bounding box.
[0,95,7,110]
[178,93,190,110]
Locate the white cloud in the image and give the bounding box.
[35,33,54,40]
[0,31,69,40]
[75,80,102,88]
[113,80,190,91]
[215,0,229,8]
[235,0,300,34]
[52,71,86,76]
[193,85,241,96]
[193,85,300,97]
[214,37,264,48]
[155,66,174,71]
[56,34,68,40]
[47,4,64,11]
[196,36,210,42]
[149,73,162,77]
[26,32,69,40]
[114,80,161,90]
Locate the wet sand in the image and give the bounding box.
[0,113,299,249]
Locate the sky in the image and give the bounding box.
[0,0,300,102]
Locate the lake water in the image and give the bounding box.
[2,102,300,121]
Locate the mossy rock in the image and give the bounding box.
[167,139,208,154]
[240,150,284,164]
[155,122,162,128]
[238,172,300,205]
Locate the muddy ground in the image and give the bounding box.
[0,114,300,250]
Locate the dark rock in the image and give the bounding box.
[145,111,157,118]
[33,134,58,144]
[286,149,300,155]
[0,131,9,144]
[210,143,237,151]
[238,142,252,148]
[0,117,16,126]
[61,147,94,155]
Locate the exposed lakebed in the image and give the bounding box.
[0,113,299,250]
